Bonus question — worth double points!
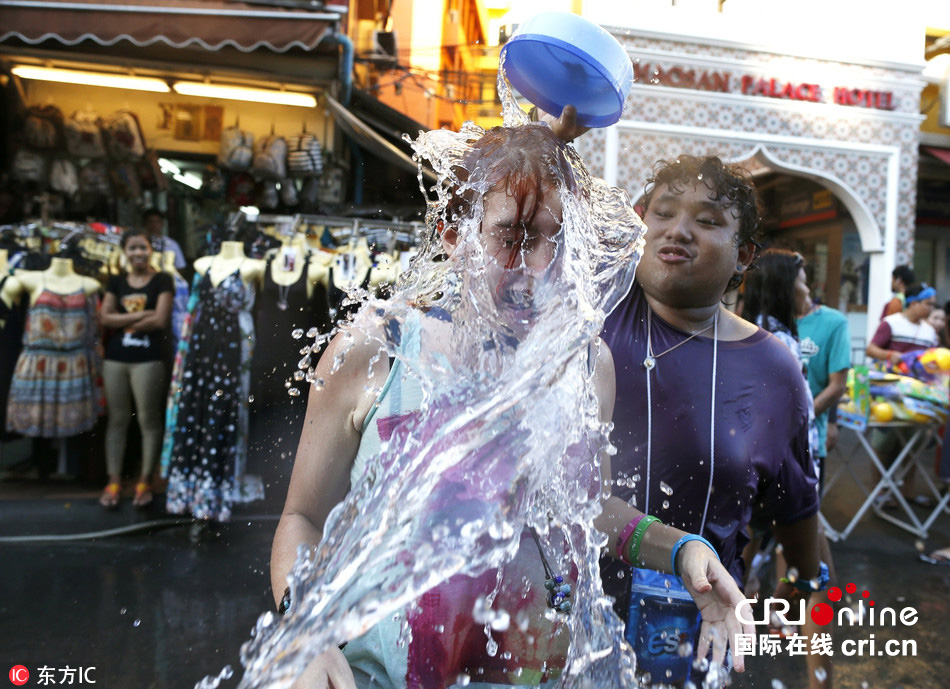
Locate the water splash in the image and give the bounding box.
[225,59,648,689]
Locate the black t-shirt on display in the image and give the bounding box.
[104,272,174,363]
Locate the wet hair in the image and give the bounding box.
[892,265,915,287]
[121,226,152,250]
[741,248,804,338]
[444,125,577,238]
[642,155,763,292]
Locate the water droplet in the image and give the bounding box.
[771,681,787,689]
[214,389,223,397]
[490,610,510,631]
[455,673,471,686]
[291,328,304,339]
[293,370,305,381]
[306,327,319,338]
[485,638,499,657]
[814,668,827,681]
[313,378,325,390]
[288,387,301,397]
[133,619,141,627]
[786,567,799,583]
[119,607,127,615]
[247,395,255,403]
[298,355,311,369]
[659,481,673,496]
[662,499,670,510]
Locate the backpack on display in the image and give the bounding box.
[49,158,79,196]
[23,104,65,150]
[227,172,255,206]
[12,148,47,183]
[286,129,324,177]
[136,150,169,192]
[103,110,147,161]
[279,177,299,207]
[298,176,320,211]
[111,162,142,198]
[251,134,288,180]
[218,124,254,171]
[256,180,280,209]
[201,166,227,199]
[78,160,112,196]
[64,110,106,159]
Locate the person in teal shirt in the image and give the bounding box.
[797,300,851,479]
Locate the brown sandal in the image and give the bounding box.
[99,482,120,510]
[132,481,153,508]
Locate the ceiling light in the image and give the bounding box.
[173,172,203,190]
[172,82,316,107]
[11,65,170,92]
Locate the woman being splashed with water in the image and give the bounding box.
[260,122,750,689]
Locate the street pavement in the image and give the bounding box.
[1,430,949,689]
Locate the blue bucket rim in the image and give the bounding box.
[501,31,629,127]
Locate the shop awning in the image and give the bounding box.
[0,0,342,54]
[326,94,437,183]
[923,146,950,167]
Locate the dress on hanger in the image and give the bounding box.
[5,286,100,437]
[164,268,262,522]
[0,277,27,440]
[248,256,332,481]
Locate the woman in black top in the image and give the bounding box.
[99,228,173,509]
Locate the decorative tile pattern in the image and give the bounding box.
[575,34,924,263]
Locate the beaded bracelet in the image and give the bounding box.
[617,515,645,562]
[670,534,719,578]
[628,515,661,566]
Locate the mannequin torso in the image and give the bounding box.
[194,241,265,288]
[14,258,101,306]
[162,250,184,284]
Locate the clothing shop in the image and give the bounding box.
[0,0,430,512]
[574,8,930,349]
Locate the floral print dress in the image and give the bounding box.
[164,268,262,522]
[6,288,100,438]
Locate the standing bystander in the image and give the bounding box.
[880,265,915,321]
[143,208,186,270]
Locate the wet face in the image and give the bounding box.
[124,235,152,270]
[476,183,564,324]
[794,266,811,316]
[637,182,752,308]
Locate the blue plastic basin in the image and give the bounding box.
[500,12,633,128]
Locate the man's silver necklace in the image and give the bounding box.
[643,308,717,371]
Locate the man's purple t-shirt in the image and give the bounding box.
[601,282,818,586]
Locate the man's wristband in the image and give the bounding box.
[781,561,830,593]
[671,534,719,578]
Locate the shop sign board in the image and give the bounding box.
[633,62,895,111]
